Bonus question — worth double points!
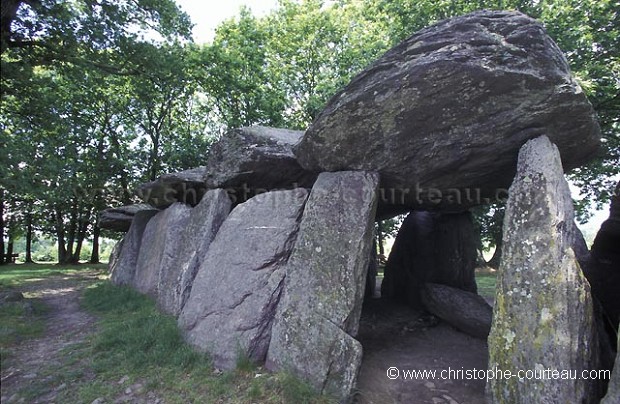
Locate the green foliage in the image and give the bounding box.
[2,0,617,262]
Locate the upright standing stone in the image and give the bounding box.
[601,326,620,404]
[266,171,379,400]
[178,189,308,369]
[588,180,620,333]
[110,210,159,285]
[487,136,599,404]
[382,211,477,308]
[157,190,231,316]
[133,203,192,297]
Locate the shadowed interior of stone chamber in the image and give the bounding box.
[355,208,493,403]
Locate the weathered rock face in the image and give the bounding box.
[204,126,317,202]
[133,203,192,297]
[588,180,620,333]
[136,167,207,209]
[382,211,477,308]
[266,171,379,401]
[487,136,599,404]
[600,326,620,404]
[108,238,125,275]
[110,210,159,286]
[178,189,308,369]
[99,204,158,232]
[421,283,492,339]
[295,10,600,211]
[157,190,231,316]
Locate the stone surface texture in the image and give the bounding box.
[99,204,158,232]
[295,10,600,210]
[204,126,317,201]
[178,189,308,369]
[110,210,158,286]
[136,167,207,209]
[132,203,192,297]
[382,211,477,308]
[600,326,620,404]
[266,171,379,401]
[487,135,599,404]
[588,180,620,334]
[157,190,232,316]
[421,283,492,339]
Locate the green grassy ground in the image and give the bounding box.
[0,262,107,288]
[2,264,498,403]
[0,264,334,403]
[475,271,497,300]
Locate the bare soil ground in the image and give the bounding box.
[355,298,488,404]
[1,270,100,403]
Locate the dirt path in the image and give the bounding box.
[1,270,102,403]
[355,299,488,404]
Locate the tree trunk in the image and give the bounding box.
[6,231,14,263]
[71,215,89,263]
[25,213,33,263]
[55,208,68,264]
[0,189,5,265]
[66,202,78,260]
[377,222,385,256]
[90,224,100,264]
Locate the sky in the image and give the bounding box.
[175,0,280,43]
[172,0,613,239]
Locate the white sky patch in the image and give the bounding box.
[175,0,280,43]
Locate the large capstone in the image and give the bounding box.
[294,10,600,212]
[110,209,159,286]
[487,136,599,403]
[382,211,477,308]
[157,190,231,316]
[178,189,308,369]
[132,203,192,297]
[136,167,207,209]
[266,171,379,401]
[204,126,317,202]
[99,204,158,232]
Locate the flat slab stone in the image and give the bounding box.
[487,136,599,403]
[157,189,232,316]
[133,203,192,297]
[110,210,159,286]
[136,167,207,209]
[294,10,600,211]
[178,189,308,369]
[204,126,317,202]
[266,171,379,401]
[421,283,492,339]
[99,204,158,232]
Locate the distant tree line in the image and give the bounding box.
[1,0,617,264]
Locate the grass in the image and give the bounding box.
[2,264,499,403]
[0,262,107,289]
[0,298,49,369]
[49,281,336,404]
[0,262,105,372]
[475,269,497,299]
